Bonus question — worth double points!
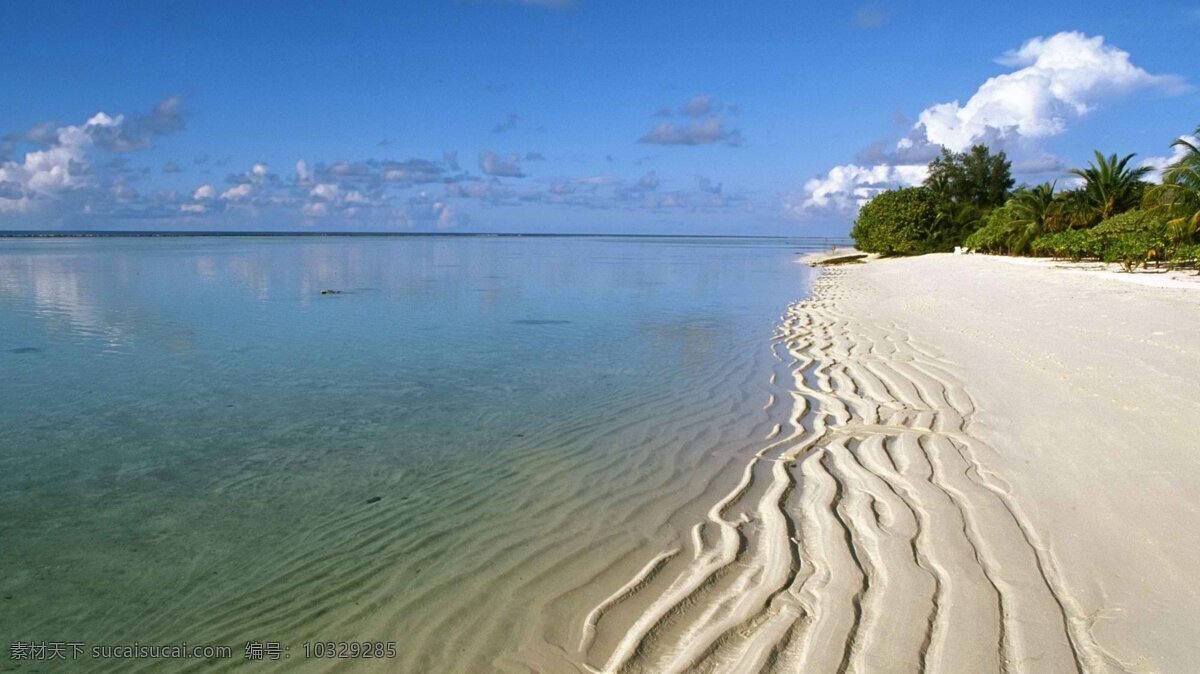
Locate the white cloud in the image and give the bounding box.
[180,203,207,213]
[193,184,216,200]
[302,201,328,217]
[0,96,188,216]
[220,183,254,201]
[309,183,339,201]
[394,191,462,229]
[1141,134,1199,184]
[680,95,719,118]
[0,118,99,211]
[793,163,928,217]
[436,202,457,229]
[295,160,312,184]
[638,117,743,147]
[85,96,186,153]
[479,152,525,177]
[919,32,1183,152]
[794,31,1187,219]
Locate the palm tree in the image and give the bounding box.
[1146,127,1200,244]
[1046,189,1093,231]
[1069,151,1152,222]
[924,172,981,248]
[1009,182,1056,252]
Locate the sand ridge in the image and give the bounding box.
[578,255,1200,673]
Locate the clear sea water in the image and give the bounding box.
[0,235,816,671]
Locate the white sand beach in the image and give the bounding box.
[578,253,1199,673]
[824,254,1200,672]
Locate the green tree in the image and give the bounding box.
[1146,127,1200,244]
[1069,151,1152,222]
[1045,189,1094,231]
[923,145,1014,246]
[850,187,938,255]
[925,145,1015,210]
[964,201,1024,254]
[1007,182,1056,253]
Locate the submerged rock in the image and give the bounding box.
[365,496,382,504]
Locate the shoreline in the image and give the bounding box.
[579,253,1199,671]
[823,254,1200,671]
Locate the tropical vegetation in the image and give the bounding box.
[850,125,1200,272]
[849,187,938,255]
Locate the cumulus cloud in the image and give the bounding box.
[854,134,943,165]
[378,158,447,185]
[638,117,743,147]
[680,95,720,118]
[1010,151,1069,175]
[0,114,107,212]
[301,201,329,217]
[791,163,928,217]
[85,95,186,153]
[395,191,462,229]
[1141,133,1200,183]
[0,181,22,200]
[794,32,1186,219]
[295,160,313,184]
[1,93,747,226]
[1,121,59,160]
[310,183,339,202]
[639,95,742,147]
[918,32,1184,152]
[479,151,525,177]
[220,183,255,202]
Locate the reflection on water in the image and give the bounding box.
[0,235,814,671]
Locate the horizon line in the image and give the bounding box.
[0,230,854,241]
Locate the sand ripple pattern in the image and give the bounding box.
[580,269,1101,674]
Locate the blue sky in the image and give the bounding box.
[1,0,1198,234]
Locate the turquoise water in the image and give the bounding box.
[0,236,814,671]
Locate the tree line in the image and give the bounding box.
[849,126,1200,272]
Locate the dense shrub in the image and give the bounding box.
[1087,209,1167,238]
[1088,210,1170,271]
[964,202,1025,254]
[1169,244,1200,274]
[1031,230,1092,261]
[850,187,938,255]
[1100,231,1167,271]
[1031,211,1172,270]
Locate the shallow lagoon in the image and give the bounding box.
[0,235,814,671]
